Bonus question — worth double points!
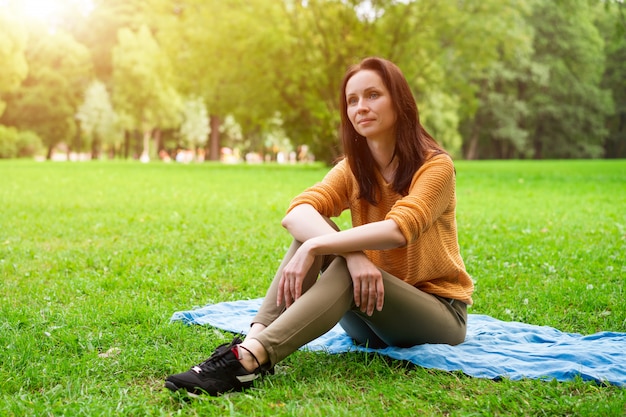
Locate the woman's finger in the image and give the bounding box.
[366,282,378,316]
[289,275,297,305]
[277,275,286,306]
[353,276,362,308]
[376,279,385,312]
[360,278,371,314]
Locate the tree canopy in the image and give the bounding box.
[0,0,624,161]
[0,8,28,117]
[1,21,92,158]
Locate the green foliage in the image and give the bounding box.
[526,0,613,159]
[179,96,210,150]
[0,7,28,117]
[0,125,43,158]
[113,25,180,131]
[112,23,181,159]
[156,0,293,158]
[76,80,121,157]
[462,0,615,159]
[274,0,370,162]
[0,0,624,160]
[0,160,624,415]
[419,91,463,157]
[0,27,93,157]
[0,125,18,158]
[598,0,626,158]
[75,0,153,84]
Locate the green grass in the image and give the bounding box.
[0,159,624,416]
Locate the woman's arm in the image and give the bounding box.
[282,204,406,253]
[302,219,406,256]
[281,204,338,241]
[279,203,406,315]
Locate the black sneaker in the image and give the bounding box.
[165,337,271,397]
[195,335,276,379]
[205,337,243,361]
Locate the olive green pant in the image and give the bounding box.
[251,240,467,366]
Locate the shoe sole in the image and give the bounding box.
[165,381,201,398]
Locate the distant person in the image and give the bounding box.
[165,57,474,396]
[159,149,171,163]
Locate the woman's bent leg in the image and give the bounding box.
[252,240,331,328]
[340,271,467,347]
[251,257,354,366]
[339,310,387,348]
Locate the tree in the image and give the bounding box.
[0,28,93,158]
[597,0,626,158]
[112,24,181,161]
[179,96,210,152]
[76,80,121,158]
[461,55,542,159]
[526,0,613,158]
[0,7,28,117]
[459,0,614,159]
[73,0,152,85]
[154,0,292,160]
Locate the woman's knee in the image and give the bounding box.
[339,311,388,349]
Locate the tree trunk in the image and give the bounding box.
[91,135,100,160]
[154,128,162,154]
[123,131,130,159]
[465,124,481,160]
[207,114,221,161]
[533,126,543,159]
[140,129,151,162]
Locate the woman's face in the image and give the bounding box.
[345,70,397,143]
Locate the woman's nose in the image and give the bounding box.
[356,99,369,113]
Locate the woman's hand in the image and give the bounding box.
[277,241,316,308]
[345,252,384,316]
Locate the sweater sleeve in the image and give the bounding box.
[286,159,351,217]
[385,154,456,244]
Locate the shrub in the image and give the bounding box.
[0,125,43,158]
[0,125,18,158]
[15,129,44,157]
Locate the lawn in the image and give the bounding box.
[1,159,624,416]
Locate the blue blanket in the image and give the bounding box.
[170,298,626,387]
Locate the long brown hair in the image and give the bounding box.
[339,57,444,205]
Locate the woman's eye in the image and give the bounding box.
[347,97,358,105]
[369,92,379,99]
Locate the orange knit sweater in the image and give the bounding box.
[287,153,474,304]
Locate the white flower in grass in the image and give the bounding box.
[586,284,594,290]
[99,347,121,358]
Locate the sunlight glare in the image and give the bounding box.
[12,0,93,24]
[21,0,63,21]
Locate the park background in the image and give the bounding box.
[0,0,625,163]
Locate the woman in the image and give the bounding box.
[165,57,474,397]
